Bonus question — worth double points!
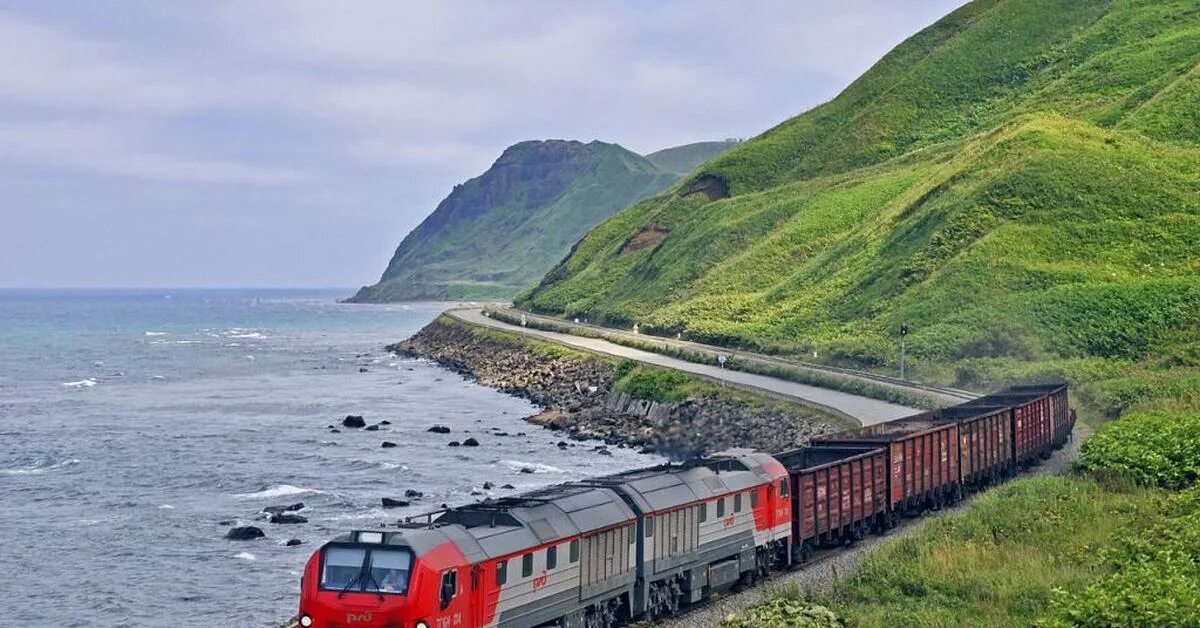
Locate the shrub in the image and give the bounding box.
[1040,486,1200,627]
[1078,411,1200,490]
[721,597,844,628]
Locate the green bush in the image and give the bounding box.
[721,597,844,628]
[1079,411,1200,490]
[612,366,696,403]
[1040,486,1200,627]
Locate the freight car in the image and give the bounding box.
[295,384,1074,627]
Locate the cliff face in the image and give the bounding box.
[350,139,733,303]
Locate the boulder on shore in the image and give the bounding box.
[381,497,410,509]
[269,513,308,524]
[342,415,366,428]
[225,526,265,540]
[462,437,480,447]
[262,502,304,515]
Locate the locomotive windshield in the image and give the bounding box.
[320,545,412,595]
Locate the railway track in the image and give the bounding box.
[484,307,977,405]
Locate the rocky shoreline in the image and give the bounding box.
[389,316,838,456]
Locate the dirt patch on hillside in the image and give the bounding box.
[681,174,730,201]
[619,227,669,255]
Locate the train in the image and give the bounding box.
[294,383,1073,628]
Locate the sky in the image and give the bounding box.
[0,1,966,289]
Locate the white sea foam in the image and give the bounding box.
[226,331,265,339]
[233,484,326,500]
[501,460,565,474]
[149,375,166,381]
[144,331,168,337]
[62,378,97,388]
[234,552,257,561]
[159,504,175,510]
[0,458,80,475]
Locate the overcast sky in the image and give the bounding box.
[0,1,965,289]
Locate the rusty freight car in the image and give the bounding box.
[774,444,889,562]
[812,417,960,515]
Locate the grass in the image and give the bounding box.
[812,477,1161,628]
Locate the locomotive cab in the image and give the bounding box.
[298,529,471,628]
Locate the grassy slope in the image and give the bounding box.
[643,140,741,174]
[520,0,1200,413]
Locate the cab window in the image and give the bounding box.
[750,489,759,508]
[439,570,457,609]
[734,493,742,513]
[320,546,412,596]
[716,498,726,517]
[320,547,366,590]
[495,560,507,585]
[779,478,789,498]
[365,549,412,594]
[522,553,534,577]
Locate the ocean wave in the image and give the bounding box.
[375,462,408,471]
[232,484,327,500]
[500,460,565,474]
[0,457,81,475]
[144,331,168,337]
[234,552,257,561]
[222,329,266,339]
[62,378,97,388]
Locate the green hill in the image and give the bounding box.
[349,139,735,302]
[644,140,741,174]
[519,0,1200,399]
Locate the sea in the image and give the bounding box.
[0,289,660,627]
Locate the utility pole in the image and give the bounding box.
[899,324,909,380]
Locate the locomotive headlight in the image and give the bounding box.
[299,615,313,627]
[415,622,429,628]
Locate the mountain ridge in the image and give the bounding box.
[349,139,736,302]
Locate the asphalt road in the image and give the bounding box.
[449,308,918,426]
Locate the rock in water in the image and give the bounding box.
[380,420,392,425]
[381,441,397,448]
[381,498,410,508]
[262,502,304,515]
[342,415,366,428]
[225,526,265,540]
[462,437,480,447]
[268,513,308,524]
[483,481,494,490]
[405,489,423,498]
[520,467,535,474]
[365,424,380,431]
[427,425,451,434]
[448,441,461,447]
[285,539,303,547]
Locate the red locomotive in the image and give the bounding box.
[295,384,1071,627]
